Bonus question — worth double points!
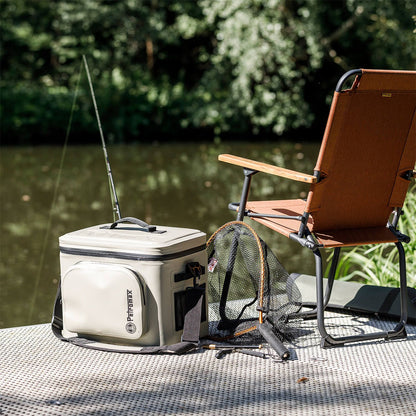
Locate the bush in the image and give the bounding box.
[0,78,194,145]
[1,0,415,144]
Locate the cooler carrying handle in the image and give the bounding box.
[110,217,157,232]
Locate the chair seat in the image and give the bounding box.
[246,199,399,248]
[246,199,310,237]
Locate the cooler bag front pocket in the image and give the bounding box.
[61,262,147,341]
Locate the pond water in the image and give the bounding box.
[0,141,321,328]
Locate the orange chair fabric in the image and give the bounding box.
[247,69,416,248]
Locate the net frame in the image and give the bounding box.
[207,221,300,341]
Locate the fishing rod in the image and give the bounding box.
[82,54,122,221]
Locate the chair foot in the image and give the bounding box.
[320,336,344,349]
[386,322,407,341]
[319,323,407,349]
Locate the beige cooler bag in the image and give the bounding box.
[52,217,208,353]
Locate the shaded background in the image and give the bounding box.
[1,0,415,144]
[1,0,415,328]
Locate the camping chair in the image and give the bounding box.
[218,69,416,348]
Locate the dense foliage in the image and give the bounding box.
[1,0,415,144]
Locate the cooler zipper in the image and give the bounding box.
[59,244,206,262]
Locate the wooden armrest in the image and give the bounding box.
[218,154,317,184]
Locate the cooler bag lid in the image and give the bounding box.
[59,217,206,260]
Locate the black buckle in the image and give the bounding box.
[174,262,205,284]
[186,262,204,287]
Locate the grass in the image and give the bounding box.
[327,183,416,288]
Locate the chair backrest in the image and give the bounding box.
[306,69,416,232]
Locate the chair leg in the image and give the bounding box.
[393,242,408,333]
[236,168,257,222]
[289,247,341,320]
[323,247,340,306]
[315,244,408,348]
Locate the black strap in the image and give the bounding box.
[51,281,65,341]
[52,282,205,355]
[218,232,240,329]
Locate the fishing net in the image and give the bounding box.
[207,221,302,358]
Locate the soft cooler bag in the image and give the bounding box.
[52,217,208,352]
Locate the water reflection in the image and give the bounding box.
[0,141,320,328]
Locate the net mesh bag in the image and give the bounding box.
[207,221,302,347]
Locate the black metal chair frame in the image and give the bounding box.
[230,166,409,348]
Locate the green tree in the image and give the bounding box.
[0,0,210,143]
[1,0,415,144]
[190,0,416,137]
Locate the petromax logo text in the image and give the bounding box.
[125,289,136,334]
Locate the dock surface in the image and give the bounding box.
[1,312,415,415]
